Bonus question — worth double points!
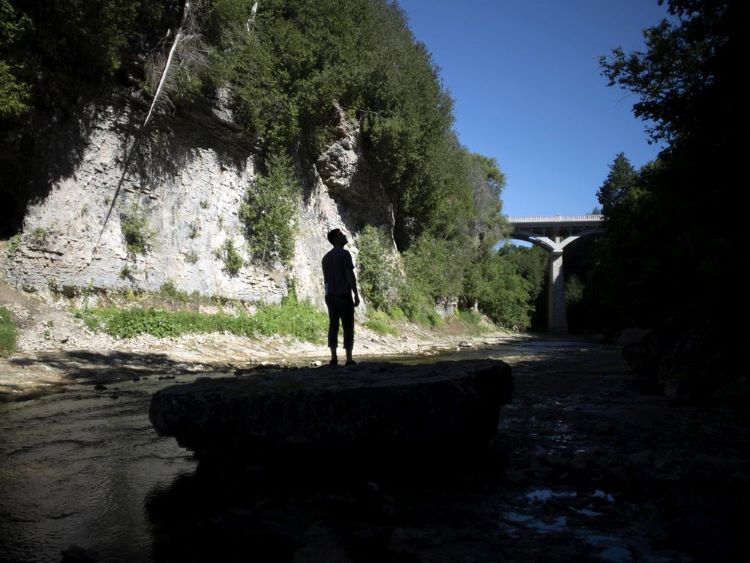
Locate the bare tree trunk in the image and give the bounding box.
[144,1,191,127]
[246,1,259,33]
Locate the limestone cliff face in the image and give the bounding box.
[3,102,383,307]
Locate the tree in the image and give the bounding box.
[596,0,742,396]
[596,153,637,214]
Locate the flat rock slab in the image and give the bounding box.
[149,360,513,463]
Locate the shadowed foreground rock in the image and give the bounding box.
[149,360,513,464]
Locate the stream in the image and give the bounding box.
[1,337,745,562]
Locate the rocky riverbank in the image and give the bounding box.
[0,277,522,401]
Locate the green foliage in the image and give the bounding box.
[593,0,742,394]
[596,153,638,215]
[0,1,176,120]
[120,208,152,255]
[396,280,441,327]
[0,0,32,120]
[466,152,507,245]
[184,251,199,264]
[159,280,189,302]
[0,305,17,357]
[207,0,477,248]
[0,60,30,120]
[215,239,244,276]
[469,251,536,330]
[403,234,468,303]
[356,225,399,311]
[239,154,297,264]
[76,299,327,342]
[364,309,399,336]
[565,275,584,308]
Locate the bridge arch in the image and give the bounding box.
[507,215,604,334]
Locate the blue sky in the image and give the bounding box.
[397,0,669,217]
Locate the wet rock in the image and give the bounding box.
[93,383,107,391]
[149,360,513,464]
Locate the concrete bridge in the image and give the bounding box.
[507,214,604,334]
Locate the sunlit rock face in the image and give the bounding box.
[149,360,514,465]
[3,101,391,307]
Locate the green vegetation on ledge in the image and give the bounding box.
[75,296,327,342]
[0,305,18,357]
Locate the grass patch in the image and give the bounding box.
[442,309,496,335]
[75,296,327,342]
[0,306,18,357]
[364,309,400,336]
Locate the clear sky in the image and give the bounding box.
[397,0,669,217]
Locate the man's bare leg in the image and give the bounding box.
[329,347,338,365]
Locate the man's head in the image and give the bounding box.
[327,228,348,247]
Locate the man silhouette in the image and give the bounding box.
[322,228,360,365]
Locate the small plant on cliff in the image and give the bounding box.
[27,227,50,248]
[120,265,135,282]
[120,208,153,255]
[215,239,244,276]
[7,234,21,254]
[240,155,298,265]
[0,306,18,357]
[187,221,199,239]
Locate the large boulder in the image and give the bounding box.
[149,360,513,464]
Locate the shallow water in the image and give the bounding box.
[0,375,201,562]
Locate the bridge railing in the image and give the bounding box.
[507,214,603,223]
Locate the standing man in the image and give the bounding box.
[322,228,360,365]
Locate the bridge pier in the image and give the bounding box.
[548,249,567,334]
[508,215,604,336]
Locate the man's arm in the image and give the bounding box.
[346,268,360,307]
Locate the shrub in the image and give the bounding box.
[357,225,399,311]
[120,208,152,255]
[159,280,186,301]
[0,306,18,357]
[240,154,298,265]
[215,239,244,276]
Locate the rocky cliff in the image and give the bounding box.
[3,101,388,307]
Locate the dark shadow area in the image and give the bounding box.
[0,87,109,237]
[7,349,207,387]
[144,346,749,561]
[145,448,512,563]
